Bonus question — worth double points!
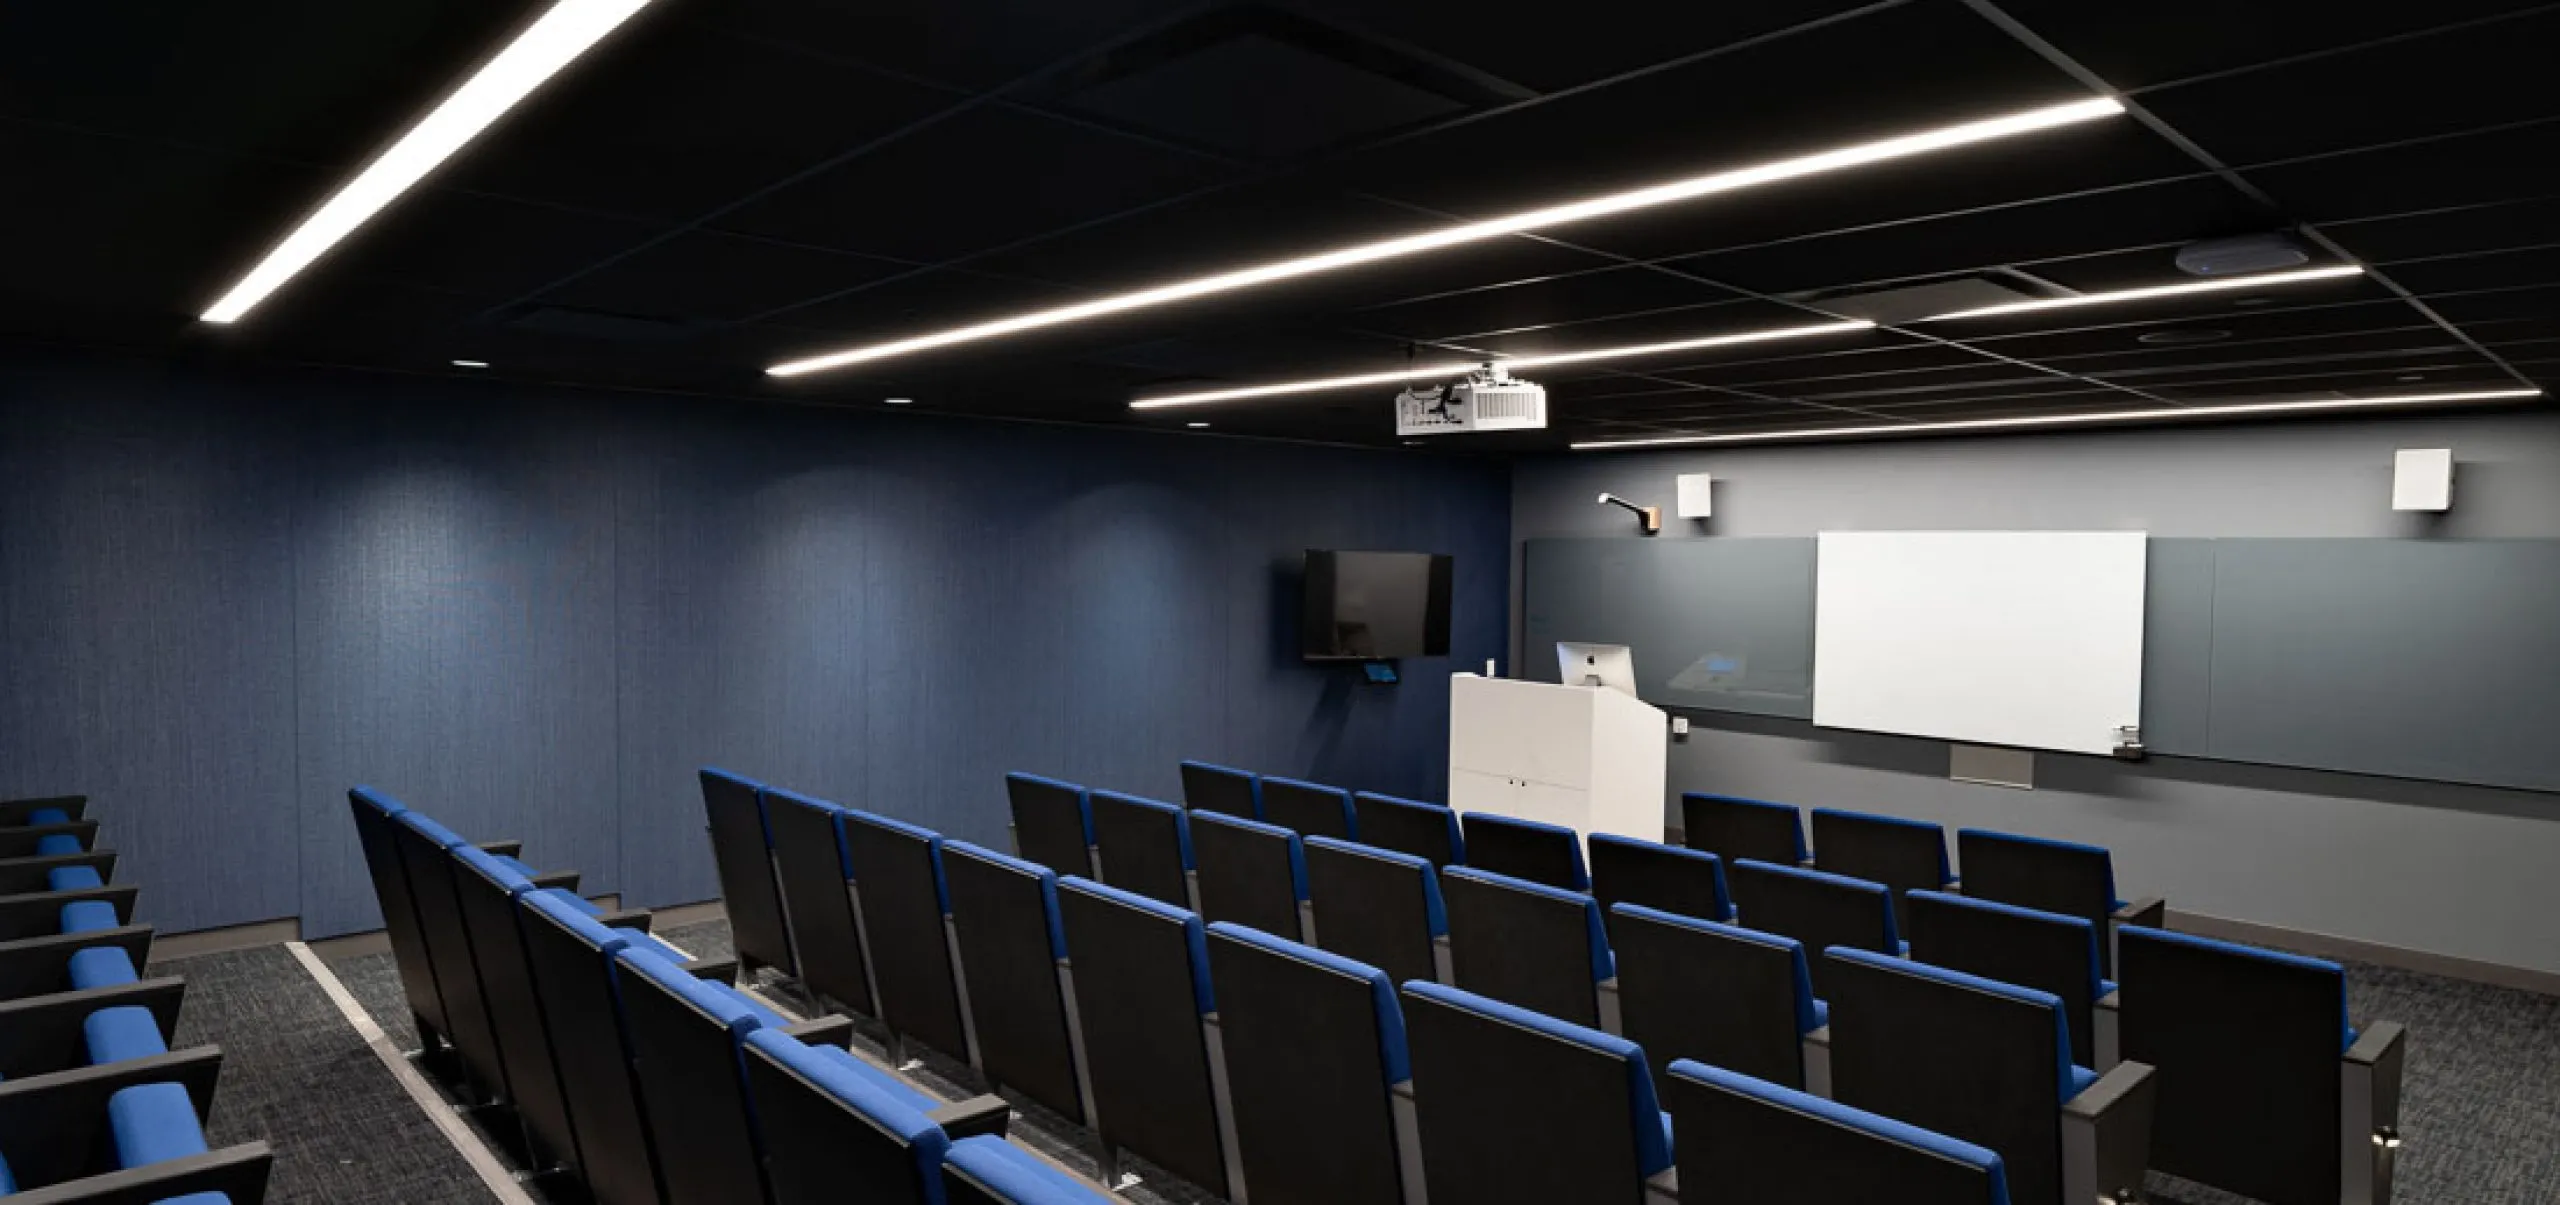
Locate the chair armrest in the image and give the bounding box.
[2346,1022,2408,1134]
[0,885,139,941]
[2343,1022,2407,1205]
[2062,1060,2156,1205]
[1645,1168,1681,1203]
[527,869,581,892]
[927,1093,1013,1141]
[682,955,740,984]
[4,1142,273,1205]
[593,908,653,932]
[782,1015,856,1050]
[474,840,524,859]
[2111,896,2167,930]
[0,924,154,1001]
[0,976,187,1079]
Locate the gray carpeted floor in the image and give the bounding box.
[146,944,498,1205]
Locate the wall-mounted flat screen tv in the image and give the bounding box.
[1302,550,1453,661]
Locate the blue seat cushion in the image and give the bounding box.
[84,1005,170,1064]
[152,1195,233,1204]
[521,889,637,956]
[1404,980,1672,1178]
[35,833,82,857]
[1210,922,1410,1083]
[0,1150,15,1193]
[1058,877,1214,1015]
[61,899,120,933]
[1304,836,1448,937]
[108,1081,208,1168]
[615,945,767,1035]
[944,841,1070,959]
[2066,1064,2100,1100]
[28,808,70,826]
[397,810,469,851]
[1444,866,1615,983]
[69,945,141,990]
[452,845,534,894]
[810,1045,946,1117]
[492,855,537,878]
[946,1135,1110,1203]
[48,864,107,892]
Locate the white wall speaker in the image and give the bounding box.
[1675,472,1713,519]
[2392,448,2453,512]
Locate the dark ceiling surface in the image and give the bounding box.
[3,0,2554,449]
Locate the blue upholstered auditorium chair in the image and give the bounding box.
[1824,948,2157,1205]
[1004,773,1098,879]
[943,841,1089,1125]
[1456,812,1589,891]
[1809,807,1957,931]
[1907,889,2119,1068]
[1588,833,1734,936]
[1205,923,1420,1205]
[345,787,452,1055]
[0,795,88,829]
[1438,866,1616,1029]
[1255,777,1357,841]
[698,766,798,980]
[1086,791,1196,910]
[0,1064,271,1202]
[1677,792,1808,867]
[761,787,878,1017]
[1956,829,2165,977]
[1726,858,1902,1000]
[742,1025,1039,1205]
[0,817,100,860]
[1055,876,1234,1196]
[1609,904,1831,1093]
[2118,926,2406,1205]
[387,808,568,1105]
[1666,1060,2014,1205]
[838,809,972,1064]
[942,1135,1114,1204]
[1350,792,1465,869]
[0,871,153,1005]
[1177,760,1263,819]
[1188,811,1312,941]
[0,888,195,1102]
[1399,980,1673,1204]
[1303,835,1450,990]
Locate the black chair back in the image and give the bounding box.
[1178,761,1261,818]
[0,821,98,858]
[385,813,510,1099]
[1207,923,1408,1205]
[1399,981,1667,1205]
[1438,867,1608,1029]
[1457,813,1586,891]
[943,841,1085,1124]
[763,788,876,1016]
[1351,792,1462,869]
[1303,836,1443,989]
[452,848,582,1177]
[1809,808,1951,932]
[1610,904,1815,1090]
[1189,812,1306,939]
[1004,773,1093,879]
[1726,859,1899,1001]
[1258,778,1356,841]
[1588,834,1731,940]
[0,795,86,827]
[839,811,969,1059]
[1088,791,1192,908]
[1907,890,2105,1067]
[1667,1060,2010,1205]
[742,1030,943,1205]
[1056,877,1228,1195]
[0,850,116,897]
[1956,830,2122,975]
[346,788,447,1042]
[518,892,666,1205]
[1679,793,1805,866]
[612,949,772,1205]
[699,768,796,976]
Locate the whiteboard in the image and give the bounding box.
[1813,532,2147,755]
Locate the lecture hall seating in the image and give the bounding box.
[1302,835,1449,990]
[1609,903,1830,1093]
[1086,790,1197,910]
[1350,791,1465,869]
[1808,807,1957,931]
[1054,876,1235,1196]
[1956,829,2166,977]
[1726,858,1903,1000]
[1457,811,1589,891]
[1907,889,2119,1068]
[1187,811,1313,941]
[1256,776,1358,841]
[1177,760,1262,819]
[699,767,799,982]
[943,841,1090,1125]
[1665,1060,2015,1205]
[762,786,880,1017]
[1677,792,1808,867]
[1005,773,1098,880]
[1438,866,1615,1030]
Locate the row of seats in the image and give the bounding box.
[357,783,1108,1205]
[0,793,273,1204]
[1158,764,2407,1205]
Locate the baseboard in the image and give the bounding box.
[153,917,302,961]
[2167,909,2560,997]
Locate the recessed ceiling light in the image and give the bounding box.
[1569,388,2542,450]
[883,397,914,405]
[1129,319,1872,409]
[451,358,491,368]
[768,97,2124,378]
[200,0,655,324]
[2135,328,2231,345]
[1187,421,1211,429]
[1920,265,2364,323]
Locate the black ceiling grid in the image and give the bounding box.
[0,0,2551,448]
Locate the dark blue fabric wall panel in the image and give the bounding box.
[291,389,622,937]
[0,365,301,931]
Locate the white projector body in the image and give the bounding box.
[1396,365,1548,436]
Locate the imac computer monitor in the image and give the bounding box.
[1556,642,1638,697]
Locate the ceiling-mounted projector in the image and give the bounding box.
[1396,363,1548,436]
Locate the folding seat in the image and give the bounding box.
[2118,927,2406,1205]
[1352,792,1464,869]
[1677,792,1807,867]
[0,818,101,859]
[1725,859,1900,1000]
[1205,923,1421,1205]
[838,810,971,1063]
[1457,812,1588,891]
[1256,777,1356,841]
[345,787,450,1055]
[1907,890,2117,1068]
[1825,948,2156,1205]
[1177,760,1261,819]
[1438,867,1614,1030]
[1005,773,1097,879]
[698,767,797,981]
[0,892,153,1004]
[943,841,1089,1125]
[761,788,877,1017]
[1054,877,1234,1196]
[741,1026,1013,1205]
[0,1077,271,1204]
[1302,836,1448,989]
[0,845,118,900]
[1666,1060,2013,1205]
[1956,830,2164,977]
[0,971,190,1090]
[1609,904,1828,1093]
[1087,791,1195,910]
[1398,981,1672,1204]
[1810,808,1956,931]
[1187,812,1311,941]
[0,871,138,944]
[518,888,726,1205]
[1587,834,1733,942]
[0,794,88,828]
[387,809,553,1102]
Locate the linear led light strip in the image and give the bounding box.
[766,97,2125,377]
[1919,264,2365,321]
[1129,319,1874,409]
[200,0,655,324]
[1568,388,2544,450]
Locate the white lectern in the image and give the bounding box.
[1447,673,1668,846]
